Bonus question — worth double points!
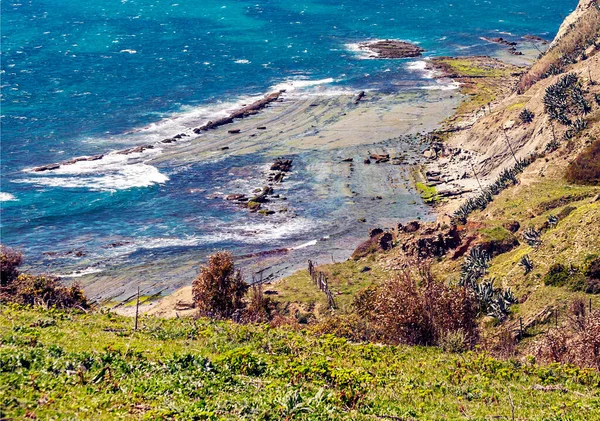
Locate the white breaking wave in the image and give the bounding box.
[0,192,17,201]
[406,59,437,79]
[421,80,461,91]
[291,239,318,250]
[405,59,461,91]
[234,59,250,64]
[59,267,104,278]
[20,150,168,191]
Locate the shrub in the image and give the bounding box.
[1,246,23,287]
[543,263,571,287]
[536,302,600,370]
[192,251,248,319]
[519,108,535,124]
[565,139,600,185]
[356,270,479,347]
[584,255,600,279]
[312,314,374,343]
[243,283,276,323]
[0,246,88,309]
[439,329,469,353]
[3,274,88,309]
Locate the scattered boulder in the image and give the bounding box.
[503,220,521,233]
[354,91,366,104]
[403,221,421,233]
[369,228,384,238]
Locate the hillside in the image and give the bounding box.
[261,0,600,351]
[2,2,600,420]
[2,305,600,420]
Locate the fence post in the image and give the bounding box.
[519,317,523,339]
[134,286,140,331]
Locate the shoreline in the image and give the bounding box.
[133,49,541,317]
[97,87,462,313]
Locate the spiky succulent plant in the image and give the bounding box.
[520,255,534,274]
[523,227,542,247]
[519,108,535,124]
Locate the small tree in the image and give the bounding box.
[192,252,248,318]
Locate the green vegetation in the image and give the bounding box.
[2,305,600,420]
[415,182,439,204]
[432,57,519,119]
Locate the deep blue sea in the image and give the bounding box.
[1,0,577,292]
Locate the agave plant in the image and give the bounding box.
[545,138,560,153]
[571,117,588,132]
[472,279,516,321]
[519,108,535,124]
[594,93,600,106]
[459,247,490,288]
[523,227,542,247]
[451,156,534,224]
[544,73,590,126]
[520,255,534,274]
[547,215,559,228]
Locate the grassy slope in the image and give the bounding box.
[2,305,600,420]
[272,18,600,349]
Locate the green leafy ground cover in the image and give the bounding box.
[2,305,599,420]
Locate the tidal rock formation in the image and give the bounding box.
[359,40,425,59]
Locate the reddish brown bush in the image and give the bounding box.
[243,283,276,323]
[351,269,479,347]
[566,139,600,185]
[536,301,600,370]
[192,251,248,319]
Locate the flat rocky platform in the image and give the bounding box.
[359,40,424,58]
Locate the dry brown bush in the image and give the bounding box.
[565,139,600,185]
[347,269,479,347]
[192,251,248,319]
[3,274,89,309]
[243,283,276,323]
[535,300,600,370]
[517,8,600,93]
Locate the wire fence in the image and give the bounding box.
[308,260,336,310]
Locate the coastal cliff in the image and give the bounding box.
[2,1,600,419]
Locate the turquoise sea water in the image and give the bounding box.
[1,0,577,291]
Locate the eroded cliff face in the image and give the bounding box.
[444,0,599,183]
[551,0,598,48]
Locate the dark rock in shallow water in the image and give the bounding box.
[482,37,517,47]
[359,40,424,58]
[32,163,60,172]
[271,158,293,172]
[117,144,154,155]
[354,91,366,104]
[225,194,246,201]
